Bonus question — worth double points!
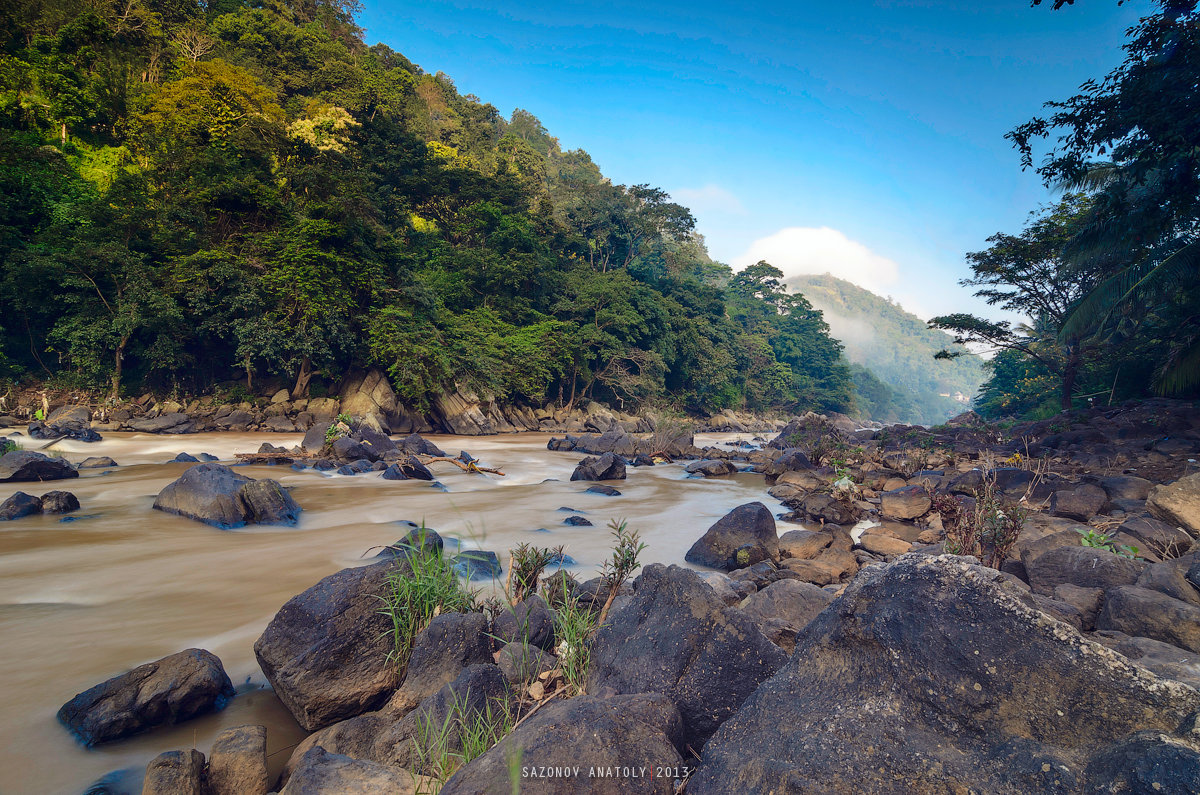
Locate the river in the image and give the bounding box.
[0,430,783,794]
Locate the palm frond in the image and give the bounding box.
[1058,265,1151,340]
[1155,337,1200,395]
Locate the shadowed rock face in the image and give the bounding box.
[691,554,1200,795]
[152,462,300,528]
[0,450,78,482]
[253,559,407,731]
[586,563,787,752]
[57,649,234,746]
[685,502,779,571]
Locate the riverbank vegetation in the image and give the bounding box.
[0,0,861,420]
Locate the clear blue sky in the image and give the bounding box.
[358,0,1143,321]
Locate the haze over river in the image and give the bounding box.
[0,430,781,794]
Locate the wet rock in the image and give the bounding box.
[685,502,779,571]
[691,554,1200,795]
[331,436,369,462]
[397,456,434,481]
[880,485,931,520]
[237,480,302,525]
[171,452,200,463]
[1026,545,1147,596]
[78,456,118,468]
[496,641,557,684]
[208,724,268,795]
[399,433,446,457]
[685,459,737,477]
[493,595,555,650]
[0,450,78,482]
[142,749,206,795]
[253,559,407,731]
[390,526,443,557]
[129,412,191,433]
[40,490,79,514]
[1097,585,1200,653]
[312,458,335,471]
[442,694,683,795]
[587,563,787,750]
[380,463,409,480]
[563,515,592,526]
[1148,472,1200,536]
[384,612,493,715]
[153,463,300,528]
[452,550,502,581]
[570,452,627,481]
[57,649,234,746]
[280,746,419,795]
[585,484,622,496]
[0,490,42,520]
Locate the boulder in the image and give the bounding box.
[208,724,268,795]
[0,490,42,520]
[452,550,502,581]
[685,459,737,477]
[1049,483,1109,522]
[57,649,234,746]
[1097,585,1200,653]
[778,529,832,560]
[493,595,555,650]
[690,554,1200,794]
[563,515,592,526]
[129,412,191,433]
[78,456,118,468]
[384,611,493,715]
[1136,559,1200,607]
[857,532,913,557]
[339,368,402,433]
[399,433,446,457]
[570,452,627,481]
[441,694,683,795]
[880,485,931,520]
[397,456,434,481]
[171,452,200,463]
[1097,474,1154,501]
[0,450,78,482]
[684,502,779,571]
[737,579,833,642]
[496,641,557,685]
[1118,514,1192,558]
[302,424,330,452]
[800,493,861,525]
[280,746,419,795]
[142,749,206,795]
[585,484,622,496]
[153,463,300,528]
[587,564,787,750]
[40,490,79,514]
[253,559,407,731]
[46,404,91,427]
[1147,472,1200,536]
[1026,545,1147,595]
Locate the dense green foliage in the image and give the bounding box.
[787,274,984,424]
[0,0,858,417]
[952,0,1200,418]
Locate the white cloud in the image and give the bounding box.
[671,184,747,216]
[734,226,901,291]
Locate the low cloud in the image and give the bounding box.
[734,226,901,290]
[672,184,747,216]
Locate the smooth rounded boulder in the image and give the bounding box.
[690,554,1200,794]
[0,490,42,520]
[153,462,300,528]
[57,648,234,746]
[253,559,407,731]
[570,452,627,481]
[0,450,78,482]
[685,502,779,571]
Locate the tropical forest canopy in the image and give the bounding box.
[0,0,861,417]
[932,0,1200,419]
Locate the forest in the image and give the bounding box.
[932,0,1200,419]
[0,0,860,419]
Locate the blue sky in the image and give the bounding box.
[358,0,1142,321]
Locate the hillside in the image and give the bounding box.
[786,274,985,424]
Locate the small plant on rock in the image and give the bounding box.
[1077,527,1139,559]
[324,413,353,446]
[597,519,647,625]
[0,438,18,454]
[506,543,564,604]
[552,594,597,695]
[938,474,1024,569]
[411,690,515,793]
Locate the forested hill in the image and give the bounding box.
[0,0,857,418]
[786,274,985,425]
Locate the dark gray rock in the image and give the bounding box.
[0,450,78,482]
[171,453,200,463]
[738,578,834,643]
[585,484,622,496]
[493,595,555,650]
[570,452,627,481]
[78,456,118,468]
[400,433,446,457]
[380,463,409,480]
[57,649,234,746]
[237,480,302,525]
[1097,585,1200,653]
[1049,483,1109,522]
[691,554,1200,795]
[331,436,369,462]
[452,550,502,581]
[496,641,557,685]
[1026,545,1147,595]
[442,694,683,795]
[587,563,787,750]
[253,559,407,731]
[398,455,434,481]
[128,412,191,433]
[686,459,737,477]
[684,502,779,571]
[301,424,329,452]
[152,463,300,528]
[384,611,493,715]
[563,515,592,526]
[0,490,42,520]
[40,490,79,514]
[280,746,418,795]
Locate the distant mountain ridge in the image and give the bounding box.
[786,274,985,425]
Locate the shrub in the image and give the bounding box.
[936,474,1024,568]
[411,690,515,792]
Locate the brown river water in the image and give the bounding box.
[0,430,783,794]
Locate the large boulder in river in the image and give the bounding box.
[153,463,300,528]
[0,490,42,520]
[442,694,683,794]
[1148,472,1200,536]
[685,458,737,477]
[57,648,234,746]
[570,452,627,481]
[254,559,407,731]
[0,450,78,482]
[685,502,779,571]
[690,554,1200,794]
[587,563,787,751]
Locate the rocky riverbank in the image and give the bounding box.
[34,398,1200,793]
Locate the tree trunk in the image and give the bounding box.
[291,356,313,400]
[111,335,129,401]
[60,123,67,145]
[1060,344,1081,412]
